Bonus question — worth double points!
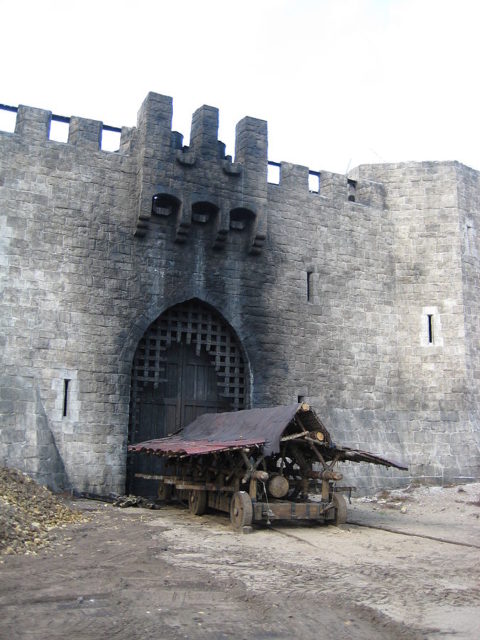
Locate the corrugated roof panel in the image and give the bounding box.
[128,437,264,457]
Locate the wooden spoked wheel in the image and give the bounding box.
[189,489,207,515]
[230,491,253,531]
[332,492,347,525]
[157,481,172,502]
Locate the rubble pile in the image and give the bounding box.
[0,467,87,555]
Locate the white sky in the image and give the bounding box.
[1,0,479,174]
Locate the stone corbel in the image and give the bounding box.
[175,195,192,243]
[176,148,196,166]
[222,159,242,176]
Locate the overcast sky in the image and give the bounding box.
[1,0,479,174]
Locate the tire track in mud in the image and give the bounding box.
[267,525,480,599]
[344,521,480,550]
[157,536,425,639]
[154,513,480,639]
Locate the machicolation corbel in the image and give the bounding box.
[175,195,192,244]
[176,148,196,166]
[222,159,242,176]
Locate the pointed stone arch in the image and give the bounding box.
[127,298,250,494]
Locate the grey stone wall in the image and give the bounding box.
[0,93,479,495]
[456,165,480,458]
[352,162,480,485]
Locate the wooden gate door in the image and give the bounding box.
[128,343,228,496]
[127,300,248,496]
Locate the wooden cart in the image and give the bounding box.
[129,403,407,532]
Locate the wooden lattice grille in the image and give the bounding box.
[131,300,247,412]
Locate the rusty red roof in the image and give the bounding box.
[128,437,264,457]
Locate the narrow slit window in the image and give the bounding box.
[63,379,70,417]
[466,223,474,255]
[307,271,313,301]
[427,314,434,344]
[347,178,356,202]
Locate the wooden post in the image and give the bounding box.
[249,478,257,500]
[321,478,330,501]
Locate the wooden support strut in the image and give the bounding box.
[288,444,311,475]
[296,415,328,470]
[225,455,246,483]
[281,430,325,443]
[295,415,339,501]
[280,431,309,442]
[240,450,266,483]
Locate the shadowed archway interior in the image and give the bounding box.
[127,299,249,495]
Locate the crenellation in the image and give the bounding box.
[189,104,220,158]
[14,105,51,141]
[119,126,137,153]
[0,106,125,157]
[136,91,173,151]
[315,170,346,201]
[68,116,102,150]
[217,140,226,159]
[170,130,184,150]
[279,162,310,192]
[264,161,385,208]
[235,116,268,166]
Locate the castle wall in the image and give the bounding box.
[0,94,479,495]
[0,106,138,491]
[456,165,480,451]
[352,162,480,484]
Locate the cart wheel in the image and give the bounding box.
[230,491,253,531]
[157,481,172,503]
[333,493,347,525]
[189,490,207,515]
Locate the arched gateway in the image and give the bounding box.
[127,299,249,495]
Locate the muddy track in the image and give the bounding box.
[345,520,480,550]
[2,486,480,639]
[147,504,480,639]
[0,505,423,640]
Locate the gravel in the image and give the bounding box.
[0,467,88,555]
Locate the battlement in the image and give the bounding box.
[0,103,126,151]
[130,93,269,253]
[0,96,386,211]
[267,161,385,209]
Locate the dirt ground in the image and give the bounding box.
[1,482,479,640]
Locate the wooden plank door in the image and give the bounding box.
[127,343,228,496]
